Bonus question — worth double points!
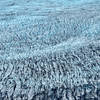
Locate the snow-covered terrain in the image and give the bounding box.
[0,0,100,100]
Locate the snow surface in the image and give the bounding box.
[0,0,100,100]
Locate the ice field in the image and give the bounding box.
[0,0,100,100]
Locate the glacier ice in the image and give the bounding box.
[0,0,100,100]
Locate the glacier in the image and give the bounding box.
[0,0,100,100]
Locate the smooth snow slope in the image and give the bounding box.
[0,0,99,19]
[0,0,100,100]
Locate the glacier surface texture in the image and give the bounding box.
[0,0,100,100]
